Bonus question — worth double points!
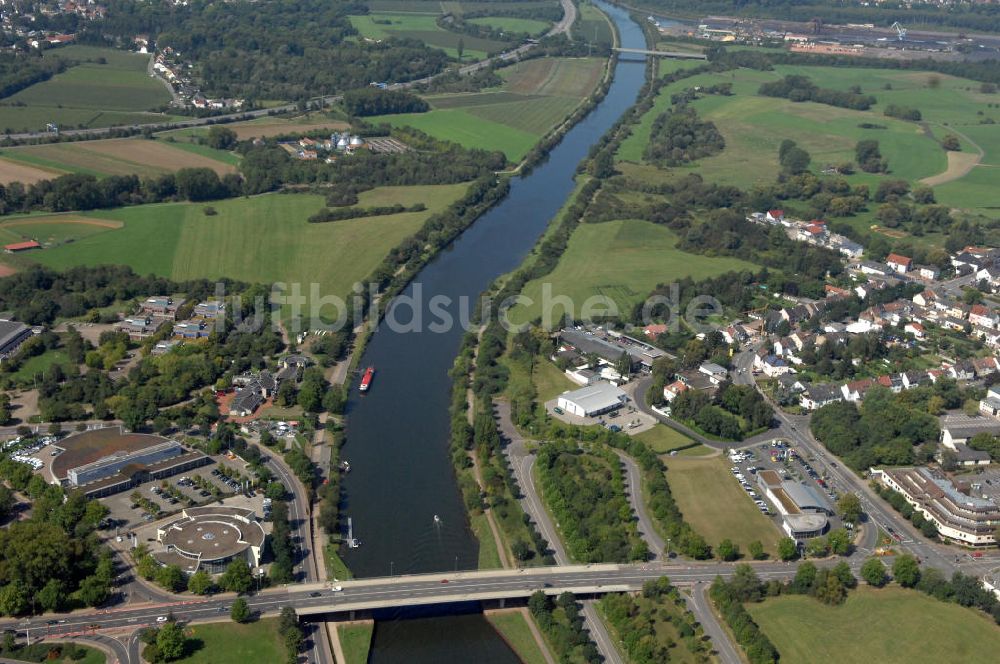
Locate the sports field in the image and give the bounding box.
[0,138,236,180]
[348,12,505,59]
[618,63,1000,216]
[28,185,469,317]
[379,57,606,161]
[748,586,1000,664]
[508,219,755,326]
[0,45,178,133]
[663,455,782,556]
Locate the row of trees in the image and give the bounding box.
[759,75,875,110]
[644,105,725,167]
[341,88,429,117]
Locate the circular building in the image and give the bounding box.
[154,506,266,574]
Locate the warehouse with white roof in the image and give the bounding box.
[556,381,629,418]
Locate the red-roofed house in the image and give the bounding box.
[886,253,912,274]
[904,322,925,339]
[643,324,668,339]
[663,380,689,402]
[766,209,784,223]
[4,241,40,253]
[969,305,999,329]
[825,285,850,298]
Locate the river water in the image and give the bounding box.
[339,2,647,660]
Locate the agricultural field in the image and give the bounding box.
[0,214,122,248]
[0,138,236,181]
[159,115,351,142]
[348,12,506,59]
[508,219,755,326]
[747,586,1000,664]
[468,16,550,35]
[620,63,1000,218]
[0,45,179,133]
[379,57,606,161]
[21,185,469,319]
[663,455,782,556]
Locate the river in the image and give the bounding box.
[338,2,647,660]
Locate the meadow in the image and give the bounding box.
[0,45,178,133]
[485,610,549,664]
[337,622,374,664]
[468,16,550,35]
[747,586,1000,664]
[663,455,782,556]
[174,619,284,664]
[508,219,756,326]
[348,12,505,59]
[0,137,236,182]
[379,57,606,161]
[0,214,121,247]
[572,2,614,47]
[618,62,1000,216]
[634,424,695,454]
[26,185,469,315]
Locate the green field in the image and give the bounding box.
[0,45,178,133]
[379,57,605,162]
[618,63,1000,217]
[664,455,782,556]
[508,219,756,326]
[176,619,284,664]
[485,610,550,664]
[469,16,550,34]
[348,12,505,59]
[748,586,1000,664]
[9,349,71,381]
[533,359,576,401]
[572,2,614,47]
[472,511,503,569]
[24,185,468,321]
[634,424,695,454]
[337,622,374,664]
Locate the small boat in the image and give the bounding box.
[433,514,441,524]
[359,366,375,392]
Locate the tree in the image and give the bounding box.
[777,537,798,561]
[837,493,862,524]
[231,597,251,623]
[219,560,253,593]
[748,540,766,560]
[457,38,465,62]
[511,539,531,561]
[942,134,961,151]
[207,126,237,150]
[717,539,740,561]
[187,570,213,595]
[156,565,187,593]
[861,556,888,587]
[156,622,186,662]
[827,528,851,556]
[893,554,921,588]
[780,145,811,174]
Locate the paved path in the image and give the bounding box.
[684,583,742,664]
[613,450,665,559]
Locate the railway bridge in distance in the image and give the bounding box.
[612,47,707,59]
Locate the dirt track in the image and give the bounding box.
[920,150,981,187]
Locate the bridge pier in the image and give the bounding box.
[499,598,505,609]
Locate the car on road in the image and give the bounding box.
[440,579,449,584]
[553,407,564,415]
[156,616,168,623]
[309,591,322,597]
[331,586,343,592]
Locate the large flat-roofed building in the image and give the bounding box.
[873,467,1000,547]
[154,506,266,574]
[560,328,666,371]
[757,469,831,539]
[0,319,33,360]
[49,427,211,498]
[556,381,629,418]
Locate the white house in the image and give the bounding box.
[886,253,912,274]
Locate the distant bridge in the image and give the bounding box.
[613,47,707,59]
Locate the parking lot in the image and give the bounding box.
[100,455,265,530]
[728,439,845,536]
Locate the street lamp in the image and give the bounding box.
[390,561,394,577]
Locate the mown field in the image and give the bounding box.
[174,619,284,664]
[348,12,506,59]
[485,610,549,664]
[634,424,695,454]
[663,455,782,556]
[379,57,606,161]
[619,62,1000,216]
[0,214,121,247]
[337,622,374,664]
[0,137,236,182]
[468,16,550,35]
[0,45,179,133]
[158,115,351,142]
[508,219,755,326]
[23,185,468,313]
[748,586,1000,664]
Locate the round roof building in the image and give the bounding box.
[154,506,266,574]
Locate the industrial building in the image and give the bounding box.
[556,381,629,418]
[873,467,1000,547]
[757,469,831,539]
[154,506,267,574]
[50,427,211,498]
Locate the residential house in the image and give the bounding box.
[643,324,668,339]
[663,380,689,403]
[856,261,890,277]
[800,384,843,410]
[841,378,874,402]
[979,387,1000,418]
[886,253,912,274]
[969,305,998,329]
[973,357,1000,378]
[915,264,941,281]
[912,290,939,307]
[824,285,851,299]
[698,362,729,385]
[976,265,1000,292]
[765,209,784,224]
[901,371,931,390]
[948,361,976,381]
[755,354,792,377]
[904,322,925,339]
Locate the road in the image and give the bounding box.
[685,583,742,664]
[4,0,577,144]
[262,445,319,584]
[614,449,665,559]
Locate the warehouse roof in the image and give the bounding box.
[558,381,627,413]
